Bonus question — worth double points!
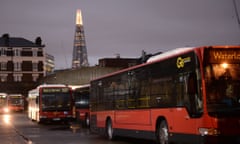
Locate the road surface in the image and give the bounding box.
[0,113,152,144]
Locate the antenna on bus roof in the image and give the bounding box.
[233,0,240,29]
[139,50,162,64]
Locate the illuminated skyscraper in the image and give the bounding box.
[72,9,89,69]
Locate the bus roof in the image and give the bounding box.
[91,47,197,82]
[28,84,69,97]
[0,93,7,97]
[36,84,67,88]
[69,84,90,90]
[147,47,195,63]
[91,45,240,82]
[8,94,22,96]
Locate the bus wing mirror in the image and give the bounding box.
[36,96,39,104]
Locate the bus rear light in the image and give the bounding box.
[199,128,220,136]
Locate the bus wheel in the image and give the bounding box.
[157,120,169,144]
[106,119,114,140]
[76,111,80,123]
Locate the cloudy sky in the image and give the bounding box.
[1,0,239,69]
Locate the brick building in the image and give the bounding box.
[0,34,45,95]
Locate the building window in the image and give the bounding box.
[0,48,6,56]
[1,62,7,70]
[14,48,21,56]
[33,49,38,57]
[0,74,7,82]
[14,62,22,71]
[32,74,39,82]
[13,74,22,82]
[32,62,38,71]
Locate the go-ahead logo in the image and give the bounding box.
[176,57,191,68]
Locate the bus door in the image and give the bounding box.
[172,72,203,141]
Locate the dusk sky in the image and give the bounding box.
[1,0,240,69]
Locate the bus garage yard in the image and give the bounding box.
[1,46,240,144]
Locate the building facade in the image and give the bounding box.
[40,57,140,85]
[0,34,45,95]
[45,53,55,75]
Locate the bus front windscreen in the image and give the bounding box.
[204,48,240,117]
[9,97,23,106]
[41,88,71,111]
[75,91,89,109]
[0,97,7,108]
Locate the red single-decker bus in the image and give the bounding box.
[90,46,240,144]
[28,84,74,123]
[8,94,24,112]
[72,84,90,127]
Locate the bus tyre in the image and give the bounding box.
[106,119,114,140]
[76,111,80,123]
[157,120,169,144]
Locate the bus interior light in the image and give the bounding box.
[221,63,228,69]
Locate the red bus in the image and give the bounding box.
[8,94,24,112]
[0,93,9,113]
[90,46,240,144]
[28,84,74,123]
[72,84,90,127]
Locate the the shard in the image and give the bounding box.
[72,9,89,69]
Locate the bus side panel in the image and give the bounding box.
[172,108,197,134]
[151,108,175,130]
[95,111,115,128]
[76,108,89,121]
[152,108,199,144]
[152,108,198,134]
[115,109,151,125]
[113,108,175,132]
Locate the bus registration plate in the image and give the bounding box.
[53,118,60,121]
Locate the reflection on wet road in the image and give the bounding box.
[3,114,11,125]
[0,113,154,144]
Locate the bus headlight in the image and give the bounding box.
[199,128,220,136]
[3,107,9,113]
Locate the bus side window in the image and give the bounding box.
[188,73,197,95]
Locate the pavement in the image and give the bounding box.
[0,114,29,144]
